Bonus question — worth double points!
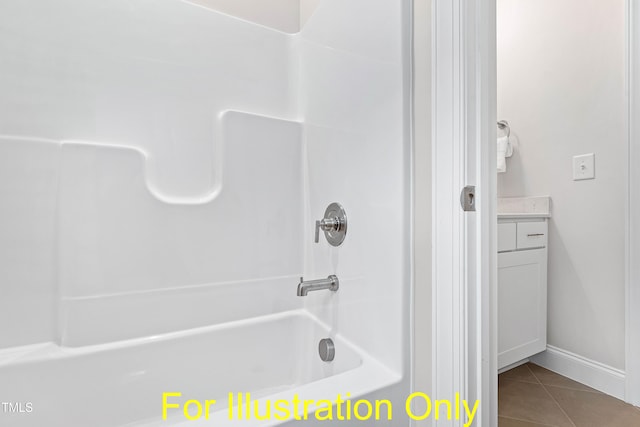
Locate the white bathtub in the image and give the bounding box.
[0,310,399,427]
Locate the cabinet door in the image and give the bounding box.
[498,248,547,369]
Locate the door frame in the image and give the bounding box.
[431,0,497,425]
[434,0,640,419]
[627,0,640,407]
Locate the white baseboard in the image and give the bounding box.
[530,345,626,401]
[498,358,529,375]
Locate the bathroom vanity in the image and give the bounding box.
[498,197,550,370]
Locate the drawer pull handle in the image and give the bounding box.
[527,233,545,237]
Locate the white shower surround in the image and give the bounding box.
[0,0,412,425]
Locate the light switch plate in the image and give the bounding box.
[573,153,595,180]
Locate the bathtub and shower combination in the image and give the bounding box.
[0,0,412,426]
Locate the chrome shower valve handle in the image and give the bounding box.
[314,203,347,246]
[315,218,341,242]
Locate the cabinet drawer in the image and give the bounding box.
[517,221,547,249]
[498,223,516,252]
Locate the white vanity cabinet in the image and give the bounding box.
[498,217,548,370]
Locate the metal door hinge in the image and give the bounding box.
[460,186,476,212]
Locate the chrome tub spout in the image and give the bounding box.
[297,275,339,297]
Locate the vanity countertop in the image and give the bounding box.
[498,196,551,219]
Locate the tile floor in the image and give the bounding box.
[498,363,640,426]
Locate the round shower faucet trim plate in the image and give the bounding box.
[315,202,347,246]
[318,338,335,362]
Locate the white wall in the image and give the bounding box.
[300,0,322,28]
[497,0,626,369]
[188,0,322,34]
[187,0,300,33]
